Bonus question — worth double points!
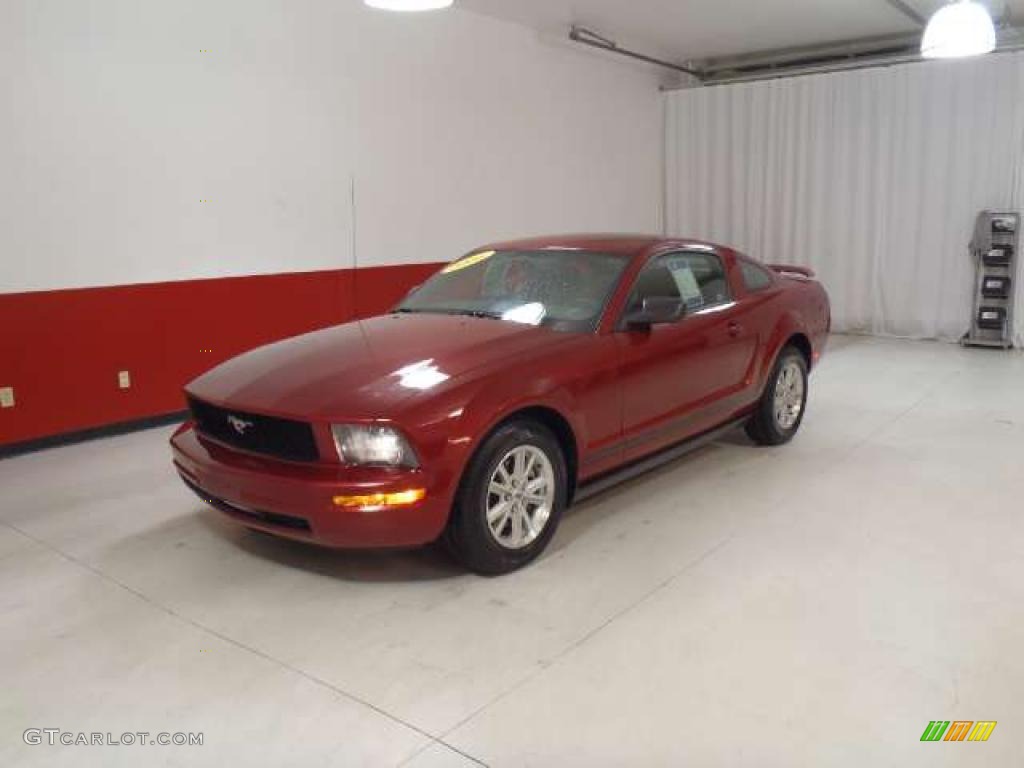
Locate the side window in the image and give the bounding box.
[626,251,730,316]
[663,252,730,310]
[625,257,682,314]
[740,260,774,292]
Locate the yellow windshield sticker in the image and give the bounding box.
[442,250,495,274]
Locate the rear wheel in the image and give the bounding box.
[446,420,567,575]
[745,346,808,446]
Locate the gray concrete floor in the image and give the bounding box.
[2,335,1022,767]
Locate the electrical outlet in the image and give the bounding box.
[118,371,131,390]
[0,387,14,408]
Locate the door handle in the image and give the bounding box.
[727,321,743,337]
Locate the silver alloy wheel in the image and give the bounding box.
[485,445,555,550]
[773,359,805,430]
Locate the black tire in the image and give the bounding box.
[745,346,809,446]
[445,420,568,575]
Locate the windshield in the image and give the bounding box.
[396,249,629,332]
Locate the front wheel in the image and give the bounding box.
[745,346,808,446]
[445,420,567,575]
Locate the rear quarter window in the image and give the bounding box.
[740,261,774,292]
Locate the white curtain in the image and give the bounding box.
[666,53,1024,345]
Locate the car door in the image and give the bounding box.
[615,249,757,459]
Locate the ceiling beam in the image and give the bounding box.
[694,26,1024,86]
[568,26,704,78]
[883,0,927,26]
[699,32,920,75]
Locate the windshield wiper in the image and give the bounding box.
[393,307,502,320]
[450,309,501,320]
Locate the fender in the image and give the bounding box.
[404,359,588,511]
[457,376,583,474]
[434,330,622,493]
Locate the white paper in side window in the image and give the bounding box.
[667,264,703,309]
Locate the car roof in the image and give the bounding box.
[478,234,727,258]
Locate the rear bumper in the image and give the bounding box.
[170,423,452,548]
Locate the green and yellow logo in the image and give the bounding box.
[921,721,997,742]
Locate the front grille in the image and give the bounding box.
[187,397,319,462]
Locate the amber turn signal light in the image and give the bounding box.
[332,488,427,511]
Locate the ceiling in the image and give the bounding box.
[460,0,1019,63]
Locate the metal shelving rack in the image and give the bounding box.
[962,210,1019,349]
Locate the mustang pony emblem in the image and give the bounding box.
[227,415,254,435]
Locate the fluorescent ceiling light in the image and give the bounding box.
[364,0,454,10]
[921,0,996,59]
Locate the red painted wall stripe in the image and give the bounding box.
[0,262,443,447]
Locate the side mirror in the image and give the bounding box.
[625,296,685,331]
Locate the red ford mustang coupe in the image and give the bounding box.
[171,235,830,574]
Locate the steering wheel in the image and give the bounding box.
[560,258,600,310]
[503,261,529,294]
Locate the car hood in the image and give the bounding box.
[186,313,572,420]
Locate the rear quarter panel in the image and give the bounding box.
[725,251,830,400]
[758,276,830,388]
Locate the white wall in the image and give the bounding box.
[0,0,663,293]
[667,53,1024,345]
[353,9,663,271]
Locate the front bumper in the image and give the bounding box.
[170,423,452,548]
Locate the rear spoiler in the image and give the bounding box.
[767,264,815,279]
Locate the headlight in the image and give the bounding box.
[331,424,419,468]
